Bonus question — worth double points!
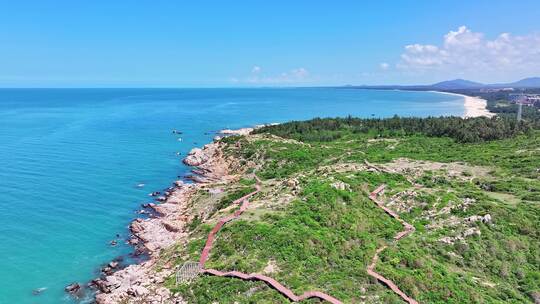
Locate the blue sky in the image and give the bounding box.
[1,1,539,87]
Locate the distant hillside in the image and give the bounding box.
[431,79,484,89]
[502,77,540,88]
[348,77,540,90]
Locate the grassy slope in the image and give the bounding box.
[166,129,540,303]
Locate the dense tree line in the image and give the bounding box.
[254,116,531,143]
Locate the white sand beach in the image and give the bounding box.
[463,95,496,118]
[434,91,495,118]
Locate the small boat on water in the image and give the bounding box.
[32,287,47,295]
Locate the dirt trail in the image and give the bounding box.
[367,185,419,304]
[198,176,343,304]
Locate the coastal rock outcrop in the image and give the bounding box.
[129,219,145,234]
[93,127,248,304]
[219,127,253,136]
[94,181,199,303]
[183,127,254,168]
[65,283,81,294]
[128,182,196,254]
[182,140,240,183]
[182,147,209,166]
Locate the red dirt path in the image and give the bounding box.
[367,185,419,304]
[198,176,343,303]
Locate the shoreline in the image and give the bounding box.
[90,127,254,304]
[80,91,494,302]
[431,91,495,118]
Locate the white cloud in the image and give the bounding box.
[232,67,311,84]
[396,26,540,80]
[379,62,390,70]
[287,67,309,79]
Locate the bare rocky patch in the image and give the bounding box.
[376,158,491,181]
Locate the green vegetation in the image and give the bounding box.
[253,116,530,143]
[216,186,256,210]
[165,116,539,303]
[377,182,539,303]
[241,130,539,180]
[170,176,406,303]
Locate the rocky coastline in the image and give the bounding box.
[80,127,253,304]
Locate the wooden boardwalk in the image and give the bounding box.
[367,185,419,304]
[198,176,343,304]
[196,177,417,303]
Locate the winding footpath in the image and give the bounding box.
[196,178,417,303]
[367,185,419,304]
[198,176,343,304]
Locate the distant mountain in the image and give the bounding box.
[347,77,540,91]
[502,77,540,88]
[431,79,484,89]
[432,77,540,89]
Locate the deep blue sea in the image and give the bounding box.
[0,88,464,304]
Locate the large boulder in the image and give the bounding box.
[128,285,149,297]
[130,219,145,233]
[91,279,111,293]
[65,283,81,294]
[183,148,210,166]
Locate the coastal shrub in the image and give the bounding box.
[187,215,202,231]
[239,178,256,186]
[214,186,256,212]
[376,186,540,303]
[198,178,404,302]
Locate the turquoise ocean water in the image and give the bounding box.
[0,88,464,304]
